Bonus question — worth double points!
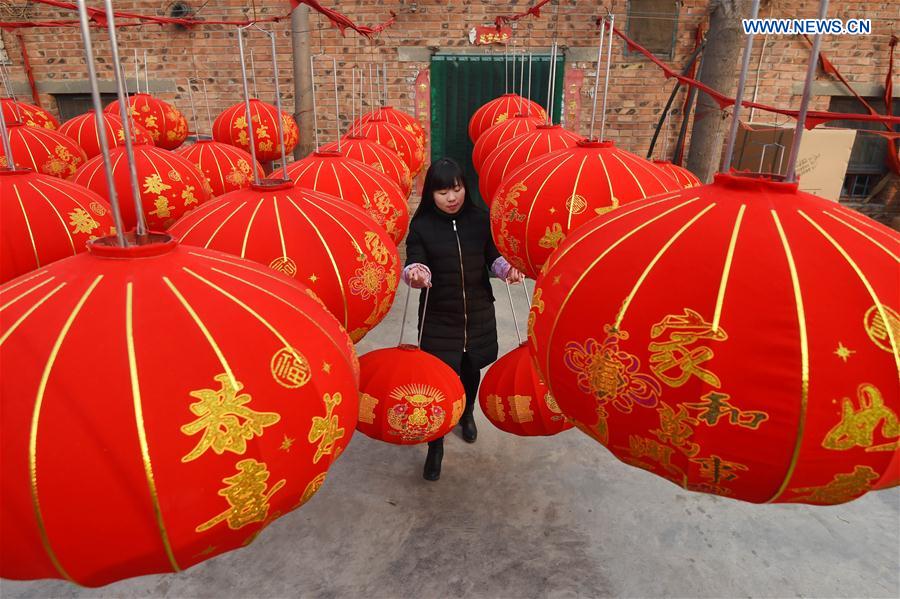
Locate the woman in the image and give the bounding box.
[404,157,524,481]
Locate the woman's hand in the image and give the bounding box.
[407,265,432,288]
[505,267,525,284]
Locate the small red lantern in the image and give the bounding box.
[212,99,299,163]
[1,98,59,130]
[58,112,153,159]
[170,180,400,343]
[472,114,544,175]
[357,345,465,445]
[355,117,425,177]
[491,140,682,279]
[654,160,702,188]
[271,151,409,245]
[479,124,583,204]
[479,344,573,437]
[0,234,359,586]
[0,122,87,178]
[529,173,900,504]
[0,169,114,284]
[468,94,546,143]
[105,93,188,150]
[72,143,213,230]
[355,107,426,149]
[175,140,264,197]
[320,135,413,197]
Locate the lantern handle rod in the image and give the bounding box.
[143,49,149,94]
[785,0,829,182]
[310,55,320,151]
[333,57,341,152]
[249,49,259,100]
[721,0,761,173]
[236,25,261,184]
[0,64,24,123]
[588,19,607,140]
[133,49,140,95]
[417,286,430,349]
[75,0,127,247]
[527,52,533,117]
[201,77,213,138]
[520,277,531,311]
[185,77,199,141]
[382,63,388,109]
[0,93,18,171]
[518,51,525,115]
[265,26,289,175]
[505,280,522,345]
[599,15,616,142]
[545,42,556,126]
[351,67,356,139]
[504,39,509,94]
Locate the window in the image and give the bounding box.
[626,0,679,59]
[53,93,117,122]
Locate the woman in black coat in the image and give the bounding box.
[404,157,523,481]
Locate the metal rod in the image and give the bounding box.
[351,68,356,139]
[518,51,525,115]
[550,42,560,126]
[268,28,289,174]
[599,15,615,142]
[589,18,606,140]
[520,278,531,310]
[722,0,761,173]
[0,95,17,169]
[646,41,705,159]
[527,53,533,117]
[786,0,830,182]
[417,287,430,349]
[0,64,23,123]
[237,26,261,184]
[310,55,320,150]
[505,281,522,345]
[398,282,411,345]
[143,49,149,94]
[250,49,258,99]
[505,40,509,94]
[382,63,388,109]
[367,63,375,118]
[545,43,556,125]
[202,77,213,137]
[75,0,126,247]
[185,78,199,140]
[333,57,341,152]
[134,49,140,95]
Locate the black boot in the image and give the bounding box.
[423,441,443,481]
[460,412,477,443]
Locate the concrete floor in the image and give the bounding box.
[4,279,899,598]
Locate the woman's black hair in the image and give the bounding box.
[412,157,473,219]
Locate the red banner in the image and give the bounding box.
[471,25,513,46]
[414,69,431,193]
[562,68,583,130]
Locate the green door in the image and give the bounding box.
[430,53,565,207]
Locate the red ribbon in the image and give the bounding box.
[494,0,553,29]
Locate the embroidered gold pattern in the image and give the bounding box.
[485,393,506,423]
[690,454,748,483]
[648,308,727,388]
[68,208,100,235]
[508,395,535,424]
[195,459,285,532]
[270,346,311,389]
[652,403,699,457]
[788,465,880,505]
[358,392,379,425]
[683,392,769,430]
[823,384,898,452]
[538,223,566,249]
[386,384,447,442]
[308,392,345,463]
[864,305,900,353]
[268,256,298,278]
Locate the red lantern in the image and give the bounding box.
[1,98,59,130]
[0,233,359,586]
[212,99,299,163]
[468,94,546,143]
[0,169,114,283]
[355,107,426,149]
[271,151,409,245]
[72,143,213,230]
[0,122,87,178]
[175,140,264,197]
[654,160,702,188]
[472,114,544,175]
[355,117,425,176]
[170,180,400,343]
[479,124,583,204]
[357,345,465,444]
[490,140,682,279]
[58,112,153,159]
[105,93,188,150]
[479,344,573,437]
[528,173,900,504]
[319,135,413,197]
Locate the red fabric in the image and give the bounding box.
[472,114,544,175]
[271,151,409,244]
[212,99,299,163]
[529,173,900,504]
[490,139,681,279]
[354,106,426,151]
[59,112,152,159]
[1,98,59,129]
[653,160,702,188]
[479,344,574,436]
[170,181,399,342]
[0,169,113,283]
[354,118,425,177]
[357,345,465,445]
[494,0,553,29]
[105,94,187,151]
[468,94,547,144]
[0,237,358,586]
[0,122,87,178]
[175,140,264,197]
[72,143,213,230]
[319,136,413,196]
[479,124,583,203]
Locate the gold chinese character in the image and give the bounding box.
[538,223,565,249]
[181,374,281,463]
[143,173,172,195]
[864,305,900,353]
[68,208,100,235]
[690,454,748,483]
[270,346,311,388]
[823,384,899,452]
[683,391,769,430]
[150,197,171,219]
[508,395,535,424]
[309,392,345,463]
[195,459,285,532]
[648,308,727,388]
[485,394,505,423]
[358,392,379,425]
[652,403,699,457]
[182,185,198,206]
[789,465,880,505]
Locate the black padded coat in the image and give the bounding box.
[404,203,501,373]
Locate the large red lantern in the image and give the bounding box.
[271,151,409,245]
[490,140,682,279]
[212,99,299,163]
[1,98,59,130]
[320,135,413,197]
[357,345,465,444]
[471,114,544,175]
[0,234,359,586]
[654,160,702,188]
[479,344,573,437]
[355,117,425,177]
[0,169,114,283]
[170,180,400,343]
[355,107,426,149]
[72,143,214,230]
[468,94,546,143]
[528,173,900,504]
[105,93,188,150]
[0,122,87,178]
[58,112,153,159]
[479,124,583,203]
[175,140,264,197]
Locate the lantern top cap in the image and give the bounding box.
[577,139,615,149]
[313,150,344,158]
[535,124,563,130]
[396,343,421,352]
[715,171,799,194]
[88,232,177,258]
[250,178,294,191]
[0,166,34,176]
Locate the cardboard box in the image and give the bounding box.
[730,122,857,201]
